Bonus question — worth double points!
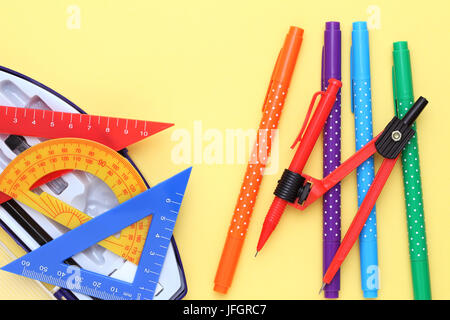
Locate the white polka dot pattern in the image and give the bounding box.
[228,80,288,238]
[322,78,342,296]
[353,79,377,242]
[397,98,428,260]
[353,78,379,294]
[322,84,341,243]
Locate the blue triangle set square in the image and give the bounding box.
[1,168,192,300]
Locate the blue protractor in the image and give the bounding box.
[1,168,192,300]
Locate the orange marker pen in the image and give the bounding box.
[214,26,304,294]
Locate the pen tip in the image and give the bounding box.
[319,282,326,295]
[254,251,259,258]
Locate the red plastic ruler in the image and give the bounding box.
[0,105,173,204]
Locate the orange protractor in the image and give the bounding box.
[0,138,150,264]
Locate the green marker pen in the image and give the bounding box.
[392,41,431,300]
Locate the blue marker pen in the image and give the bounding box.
[350,21,379,298]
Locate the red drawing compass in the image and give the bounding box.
[256,79,428,290]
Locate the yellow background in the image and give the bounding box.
[0,0,448,300]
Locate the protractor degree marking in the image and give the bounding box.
[9,152,139,198]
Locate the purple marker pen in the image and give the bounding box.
[321,21,342,299]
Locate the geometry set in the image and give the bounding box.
[0,66,191,300]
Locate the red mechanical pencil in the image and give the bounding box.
[256,78,342,253]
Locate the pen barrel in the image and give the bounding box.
[393,42,431,299]
[228,79,288,236]
[227,79,288,254]
[215,77,294,293]
[322,21,341,299]
[322,86,341,243]
[322,241,340,297]
[352,77,379,296]
[215,26,303,294]
[396,98,431,299]
[402,97,427,127]
[289,79,342,173]
[359,238,379,297]
[351,21,380,297]
[214,235,245,294]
